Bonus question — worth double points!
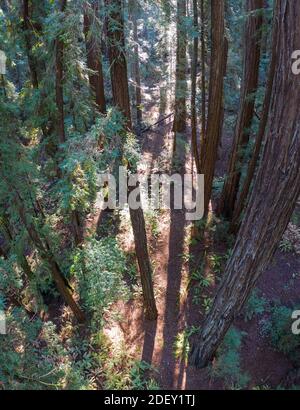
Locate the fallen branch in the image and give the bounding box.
[140,112,174,134]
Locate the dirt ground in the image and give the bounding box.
[102,85,300,390]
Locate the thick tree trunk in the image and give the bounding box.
[172,0,187,142]
[200,0,225,215]
[199,0,206,168]
[105,0,131,127]
[218,0,263,219]
[191,0,200,174]
[231,13,277,233]
[106,0,157,320]
[190,0,300,368]
[83,0,106,114]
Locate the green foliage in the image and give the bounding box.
[279,238,294,253]
[243,289,268,322]
[173,326,200,362]
[212,327,250,389]
[262,305,300,362]
[0,310,92,390]
[71,237,129,319]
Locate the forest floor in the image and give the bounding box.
[97,84,300,390]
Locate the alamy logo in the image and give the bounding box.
[292,50,300,75]
[97,167,204,221]
[292,310,300,335]
[0,310,6,335]
[0,50,6,75]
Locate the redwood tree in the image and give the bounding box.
[231,7,277,233]
[190,0,300,368]
[105,0,157,320]
[83,0,106,113]
[191,0,200,174]
[200,0,225,215]
[172,0,187,148]
[218,0,263,219]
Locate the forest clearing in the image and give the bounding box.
[0,0,300,392]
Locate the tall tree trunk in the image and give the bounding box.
[83,0,106,113]
[105,0,157,320]
[218,0,263,219]
[199,0,206,169]
[191,0,200,174]
[200,0,225,215]
[55,0,82,245]
[173,0,187,149]
[55,0,67,145]
[23,0,39,88]
[131,1,142,127]
[230,14,277,233]
[16,195,85,323]
[190,0,300,368]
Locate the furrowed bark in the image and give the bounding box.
[218,0,263,219]
[83,0,106,113]
[200,0,225,215]
[190,0,300,368]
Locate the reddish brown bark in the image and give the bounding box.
[201,0,225,215]
[190,0,300,368]
[83,0,106,113]
[172,0,187,140]
[191,0,200,174]
[231,13,277,233]
[106,0,157,321]
[199,0,206,168]
[218,0,263,219]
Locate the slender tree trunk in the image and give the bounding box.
[173,0,187,149]
[23,0,39,88]
[16,195,85,323]
[190,0,300,368]
[201,0,225,215]
[199,0,206,168]
[218,0,263,219]
[55,0,67,145]
[83,0,106,113]
[191,0,200,174]
[131,2,142,127]
[55,0,82,245]
[106,0,157,320]
[230,14,277,233]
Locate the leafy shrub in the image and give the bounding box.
[262,305,300,362]
[243,289,268,322]
[71,237,129,319]
[212,327,250,389]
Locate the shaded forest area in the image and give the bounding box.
[0,0,300,390]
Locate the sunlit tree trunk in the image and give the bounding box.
[191,0,200,174]
[201,0,225,215]
[129,0,142,127]
[106,0,157,321]
[83,0,106,113]
[218,0,263,219]
[190,0,300,368]
[173,0,187,151]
